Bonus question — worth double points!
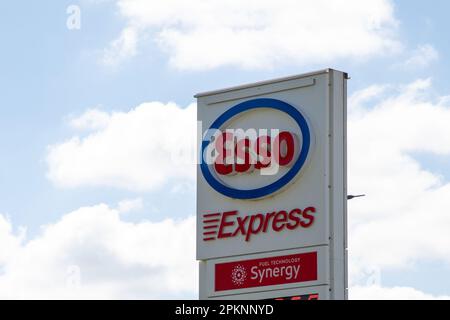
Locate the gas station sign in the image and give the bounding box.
[196,69,348,300]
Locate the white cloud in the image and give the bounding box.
[0,205,197,299]
[402,44,439,69]
[69,109,111,131]
[351,285,450,300]
[117,198,143,213]
[102,27,138,67]
[105,0,400,70]
[46,102,196,192]
[0,215,26,266]
[348,79,450,285]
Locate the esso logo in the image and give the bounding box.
[201,98,311,200]
[213,130,299,176]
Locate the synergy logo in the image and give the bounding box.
[202,207,315,242]
[201,98,311,200]
[215,252,318,291]
[231,265,247,286]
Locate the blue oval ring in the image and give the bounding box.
[201,98,310,200]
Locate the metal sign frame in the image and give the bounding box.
[196,69,347,300]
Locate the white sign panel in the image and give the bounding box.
[196,69,347,300]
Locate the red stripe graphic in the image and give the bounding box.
[202,213,221,241]
[203,213,221,218]
[203,219,220,224]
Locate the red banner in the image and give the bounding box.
[215,252,317,291]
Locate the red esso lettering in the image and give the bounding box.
[214,132,234,175]
[235,137,253,173]
[274,131,296,166]
[214,131,297,176]
[255,135,271,170]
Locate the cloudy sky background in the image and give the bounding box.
[1,0,450,299]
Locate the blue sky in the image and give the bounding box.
[1,0,448,230]
[1,0,450,299]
